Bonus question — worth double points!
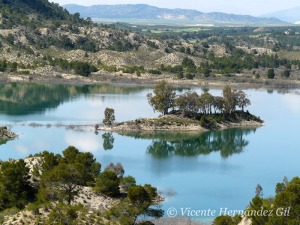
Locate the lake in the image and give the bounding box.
[1,83,300,222]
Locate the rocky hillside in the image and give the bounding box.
[0,0,299,86]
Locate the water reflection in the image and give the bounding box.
[122,128,256,158]
[0,140,8,146]
[102,132,115,150]
[0,83,145,115]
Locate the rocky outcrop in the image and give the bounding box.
[0,126,17,141]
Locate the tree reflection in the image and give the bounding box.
[145,128,255,159]
[102,132,114,150]
[0,140,8,146]
[0,83,145,115]
[147,140,175,158]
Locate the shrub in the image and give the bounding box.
[200,115,217,129]
[94,171,120,197]
[267,69,275,79]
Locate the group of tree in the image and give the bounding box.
[0,59,18,72]
[213,176,300,225]
[147,81,251,116]
[47,57,98,76]
[155,51,299,79]
[0,146,163,224]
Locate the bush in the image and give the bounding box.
[94,171,120,197]
[72,61,97,76]
[148,69,161,75]
[200,115,217,129]
[267,69,275,79]
[185,73,194,80]
[282,69,290,78]
[212,215,242,225]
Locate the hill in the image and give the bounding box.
[262,6,300,23]
[64,4,287,25]
[0,0,85,28]
[0,0,300,88]
[0,0,146,75]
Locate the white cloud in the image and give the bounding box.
[65,131,103,152]
[281,94,300,113]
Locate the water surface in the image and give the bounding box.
[1,83,299,222]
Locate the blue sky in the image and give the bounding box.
[51,0,300,16]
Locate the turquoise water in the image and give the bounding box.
[1,83,300,222]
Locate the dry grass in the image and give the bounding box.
[278,51,300,60]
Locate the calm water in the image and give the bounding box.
[1,83,300,222]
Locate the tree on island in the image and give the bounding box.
[175,92,199,115]
[147,81,176,115]
[223,86,237,114]
[147,83,251,117]
[236,90,251,111]
[103,107,115,126]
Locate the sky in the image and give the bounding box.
[51,0,300,16]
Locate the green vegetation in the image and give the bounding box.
[147,81,176,115]
[1,0,300,85]
[0,159,35,210]
[213,176,300,225]
[267,68,275,79]
[0,146,164,224]
[213,215,242,225]
[103,107,116,126]
[38,162,86,204]
[0,126,17,145]
[0,0,88,29]
[109,184,163,225]
[145,81,259,130]
[95,171,120,197]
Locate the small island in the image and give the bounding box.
[99,81,263,132]
[0,126,17,144]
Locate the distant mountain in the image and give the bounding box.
[262,6,300,24]
[64,4,286,25]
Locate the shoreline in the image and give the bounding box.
[98,114,264,133]
[1,119,263,135]
[0,72,300,90]
[0,126,18,142]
